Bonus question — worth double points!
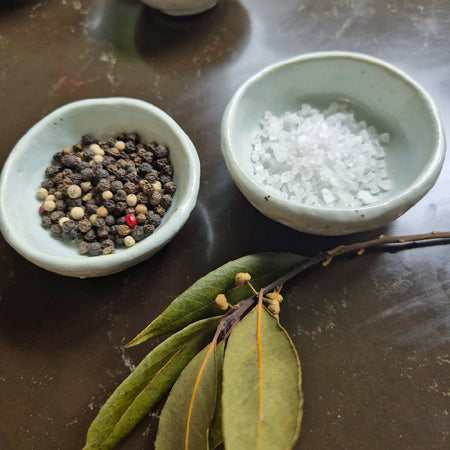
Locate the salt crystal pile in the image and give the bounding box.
[251,103,392,208]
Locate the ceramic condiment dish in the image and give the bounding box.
[141,0,220,16]
[0,97,200,277]
[221,51,446,235]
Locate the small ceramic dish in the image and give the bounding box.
[0,97,200,277]
[141,0,220,16]
[221,51,446,235]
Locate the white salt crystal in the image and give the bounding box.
[378,179,392,191]
[250,103,392,208]
[357,190,374,204]
[322,188,335,204]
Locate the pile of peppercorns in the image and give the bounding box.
[37,133,176,256]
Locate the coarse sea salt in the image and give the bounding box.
[250,103,392,208]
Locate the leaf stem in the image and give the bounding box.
[262,231,450,295]
[217,231,450,337]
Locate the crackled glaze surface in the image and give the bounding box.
[0,1,449,449]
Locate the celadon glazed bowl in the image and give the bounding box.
[0,98,200,277]
[221,51,446,235]
[141,0,220,16]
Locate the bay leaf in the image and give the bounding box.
[127,252,307,346]
[222,306,303,450]
[84,316,220,450]
[155,341,218,450]
[208,341,225,450]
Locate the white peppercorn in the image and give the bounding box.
[67,184,82,199]
[102,190,113,200]
[126,194,137,206]
[37,188,48,200]
[44,200,56,212]
[71,207,84,220]
[114,140,126,151]
[124,235,135,247]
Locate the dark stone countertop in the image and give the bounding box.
[0,1,449,448]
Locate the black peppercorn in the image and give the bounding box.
[41,216,52,228]
[54,199,66,211]
[154,158,169,170]
[126,133,138,143]
[164,181,176,194]
[125,141,136,153]
[53,152,63,164]
[81,135,96,147]
[145,171,158,183]
[95,217,106,228]
[88,242,102,256]
[136,213,147,225]
[96,226,110,239]
[45,166,60,178]
[78,219,92,233]
[150,191,162,206]
[131,226,145,241]
[136,192,149,204]
[68,227,81,241]
[96,179,110,191]
[138,162,152,175]
[114,190,127,202]
[149,214,161,227]
[62,154,80,171]
[154,145,169,159]
[81,168,95,181]
[85,203,98,215]
[95,167,110,180]
[113,201,127,217]
[61,219,75,234]
[143,224,155,236]
[155,205,166,216]
[161,194,172,209]
[79,241,89,255]
[41,179,54,190]
[110,180,123,193]
[50,224,63,238]
[83,229,97,242]
[104,215,115,226]
[162,165,174,176]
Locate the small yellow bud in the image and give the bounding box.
[267,301,280,315]
[266,292,283,303]
[235,272,251,287]
[215,294,229,310]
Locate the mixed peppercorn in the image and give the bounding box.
[37,133,176,256]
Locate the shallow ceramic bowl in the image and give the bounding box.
[141,0,220,16]
[0,98,200,277]
[221,51,446,235]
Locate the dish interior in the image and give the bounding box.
[230,56,439,208]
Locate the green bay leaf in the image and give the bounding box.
[208,341,224,450]
[127,252,308,346]
[84,316,220,450]
[222,306,303,450]
[155,341,218,450]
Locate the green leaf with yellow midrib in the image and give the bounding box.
[222,306,303,450]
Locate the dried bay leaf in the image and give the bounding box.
[222,306,303,450]
[155,341,218,450]
[127,253,308,346]
[208,341,225,450]
[84,316,220,450]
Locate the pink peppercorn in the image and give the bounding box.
[125,214,137,228]
[39,203,46,214]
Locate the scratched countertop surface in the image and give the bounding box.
[0,0,449,448]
